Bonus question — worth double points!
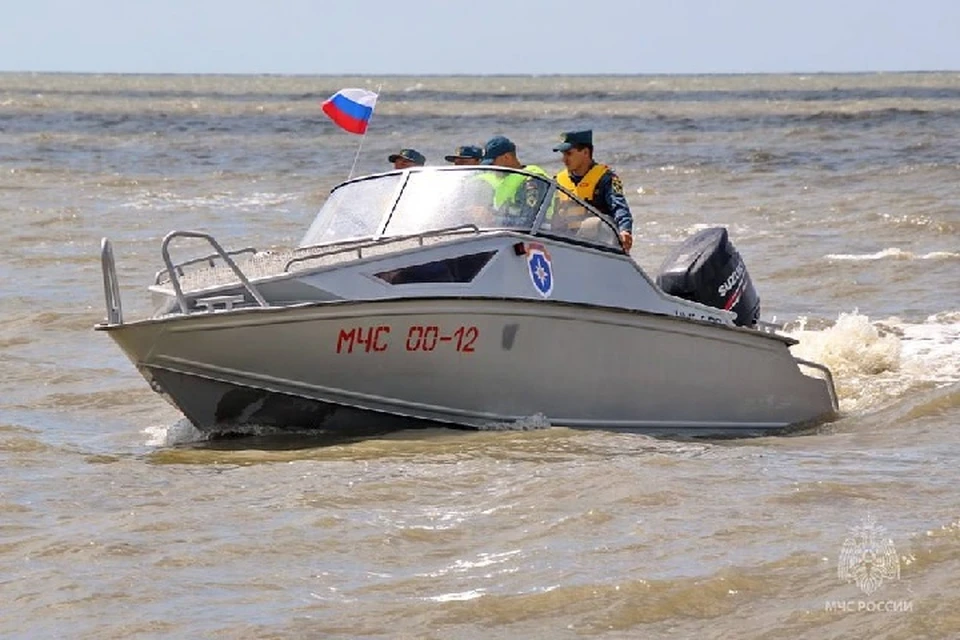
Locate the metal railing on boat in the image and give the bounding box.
[99,238,123,325]
[160,231,269,314]
[284,223,481,272]
[154,246,258,285]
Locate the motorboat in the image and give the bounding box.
[95,165,838,438]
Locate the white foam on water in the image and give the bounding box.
[426,582,559,603]
[120,190,298,212]
[786,310,960,413]
[426,589,486,602]
[825,247,960,261]
[478,412,552,431]
[142,419,350,447]
[788,311,901,377]
[419,549,524,579]
[142,418,205,447]
[895,311,960,385]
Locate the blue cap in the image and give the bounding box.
[553,129,593,152]
[481,135,516,164]
[444,145,483,163]
[388,148,426,166]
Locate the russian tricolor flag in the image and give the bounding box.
[321,88,378,135]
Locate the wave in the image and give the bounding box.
[898,383,960,421]
[118,190,299,212]
[29,387,158,411]
[825,248,960,261]
[6,104,960,139]
[877,212,958,235]
[0,309,100,333]
[0,433,56,454]
[801,107,935,123]
[7,79,960,105]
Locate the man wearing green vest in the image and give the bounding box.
[553,130,633,251]
[478,135,551,225]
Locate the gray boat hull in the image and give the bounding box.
[99,297,837,438]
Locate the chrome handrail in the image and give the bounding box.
[283,245,364,272]
[413,223,481,244]
[794,357,839,411]
[161,231,268,314]
[283,223,481,272]
[154,247,258,285]
[100,237,123,325]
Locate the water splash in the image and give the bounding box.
[788,311,901,377]
[142,418,205,447]
[786,310,960,413]
[479,413,552,432]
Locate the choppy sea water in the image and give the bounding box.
[1,72,959,639]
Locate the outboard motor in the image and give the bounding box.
[655,227,761,327]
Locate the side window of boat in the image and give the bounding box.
[374,251,497,285]
[541,192,622,250]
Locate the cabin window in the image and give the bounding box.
[375,251,497,284]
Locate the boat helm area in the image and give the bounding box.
[299,166,760,328]
[299,166,625,253]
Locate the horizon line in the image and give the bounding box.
[1,69,958,78]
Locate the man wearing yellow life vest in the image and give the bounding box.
[478,135,551,225]
[553,130,634,251]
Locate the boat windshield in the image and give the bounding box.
[299,167,549,247]
[298,167,624,252]
[299,173,403,248]
[383,168,551,237]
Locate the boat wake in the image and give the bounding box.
[785,309,960,413]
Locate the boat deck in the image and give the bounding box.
[153,232,473,295]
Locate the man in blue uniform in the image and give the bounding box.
[553,130,633,251]
[444,145,484,166]
[388,148,426,169]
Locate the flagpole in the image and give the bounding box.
[347,83,382,180]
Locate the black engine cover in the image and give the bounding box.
[655,227,761,327]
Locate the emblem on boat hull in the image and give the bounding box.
[525,243,553,297]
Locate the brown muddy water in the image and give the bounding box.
[1,72,959,639]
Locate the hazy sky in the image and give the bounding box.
[2,0,958,75]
